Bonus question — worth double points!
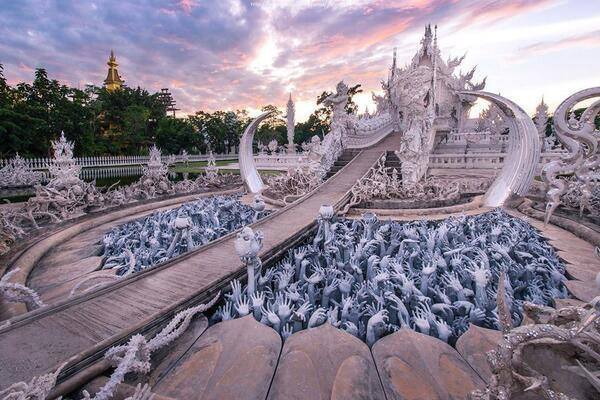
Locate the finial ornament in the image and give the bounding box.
[104,50,124,91]
[235,226,264,296]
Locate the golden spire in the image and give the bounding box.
[104,50,124,91]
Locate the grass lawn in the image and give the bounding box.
[170,160,282,177]
[220,169,282,176]
[170,167,282,177]
[170,159,237,173]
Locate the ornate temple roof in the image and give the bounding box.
[104,50,124,91]
[381,24,487,128]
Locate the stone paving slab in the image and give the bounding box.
[566,264,598,282]
[555,298,586,309]
[455,325,502,384]
[147,316,209,387]
[153,316,280,400]
[29,256,102,294]
[267,323,385,400]
[564,280,600,302]
[372,328,485,400]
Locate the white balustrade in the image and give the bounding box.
[0,152,238,183]
[253,153,308,169]
[0,153,237,170]
[428,152,564,171]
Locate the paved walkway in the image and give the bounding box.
[0,134,397,388]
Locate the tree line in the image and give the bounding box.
[0,65,363,158]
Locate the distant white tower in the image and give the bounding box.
[534,97,549,149]
[286,93,295,153]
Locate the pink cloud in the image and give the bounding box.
[517,30,600,56]
[456,0,553,27]
[296,18,412,62]
[178,0,198,15]
[18,62,34,73]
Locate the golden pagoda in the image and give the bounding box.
[104,50,124,91]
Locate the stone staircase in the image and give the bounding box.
[324,149,361,180]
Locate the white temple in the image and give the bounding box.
[376,24,487,184]
[250,25,563,195]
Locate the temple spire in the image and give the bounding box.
[286,93,295,153]
[104,50,124,92]
[432,25,438,116]
[534,96,550,149]
[392,47,397,79]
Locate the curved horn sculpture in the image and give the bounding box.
[458,91,541,207]
[239,111,274,194]
[542,87,600,223]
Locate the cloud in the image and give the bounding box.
[516,29,600,57]
[0,0,560,120]
[454,0,554,28]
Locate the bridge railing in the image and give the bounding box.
[428,152,565,172]
[347,119,395,149]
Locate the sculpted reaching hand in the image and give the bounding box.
[308,307,327,328]
[211,209,567,347]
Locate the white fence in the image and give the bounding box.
[253,153,309,169]
[0,153,238,170]
[429,153,505,169]
[79,165,145,181]
[0,153,238,183]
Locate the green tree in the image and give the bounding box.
[0,68,91,157]
[0,64,9,106]
[345,84,363,114]
[89,86,167,154]
[0,64,46,157]
[255,105,286,148]
[293,83,360,147]
[155,117,200,154]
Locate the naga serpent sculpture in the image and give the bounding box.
[459,91,541,208]
[542,87,600,223]
[239,110,275,194]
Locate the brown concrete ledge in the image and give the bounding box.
[1,187,242,318]
[348,195,485,219]
[517,198,600,247]
[262,193,286,207]
[358,194,479,210]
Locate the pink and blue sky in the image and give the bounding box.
[1,0,599,121]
